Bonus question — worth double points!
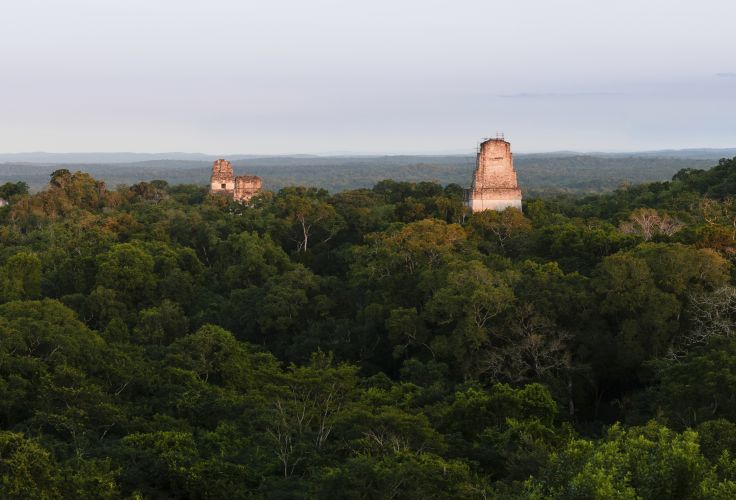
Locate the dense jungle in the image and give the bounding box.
[3,159,736,498]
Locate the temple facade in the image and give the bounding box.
[464,138,522,212]
[209,159,262,203]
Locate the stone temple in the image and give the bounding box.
[464,137,522,212]
[209,159,262,203]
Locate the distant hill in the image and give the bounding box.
[0,152,320,164]
[0,148,735,164]
[599,148,736,160]
[1,150,733,195]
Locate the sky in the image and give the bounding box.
[1,0,735,154]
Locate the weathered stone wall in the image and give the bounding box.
[211,159,233,182]
[210,159,235,195]
[234,175,262,202]
[474,140,518,190]
[465,138,522,213]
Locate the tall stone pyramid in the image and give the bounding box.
[464,138,522,212]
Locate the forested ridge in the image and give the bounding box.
[3,160,736,497]
[0,153,718,195]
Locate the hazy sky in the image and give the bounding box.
[1,0,735,154]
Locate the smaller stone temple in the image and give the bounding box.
[464,137,522,212]
[209,159,262,203]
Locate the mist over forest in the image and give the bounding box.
[1,150,732,196]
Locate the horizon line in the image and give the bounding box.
[1,145,736,159]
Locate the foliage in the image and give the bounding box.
[0,158,734,496]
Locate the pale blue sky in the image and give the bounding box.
[1,0,734,154]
